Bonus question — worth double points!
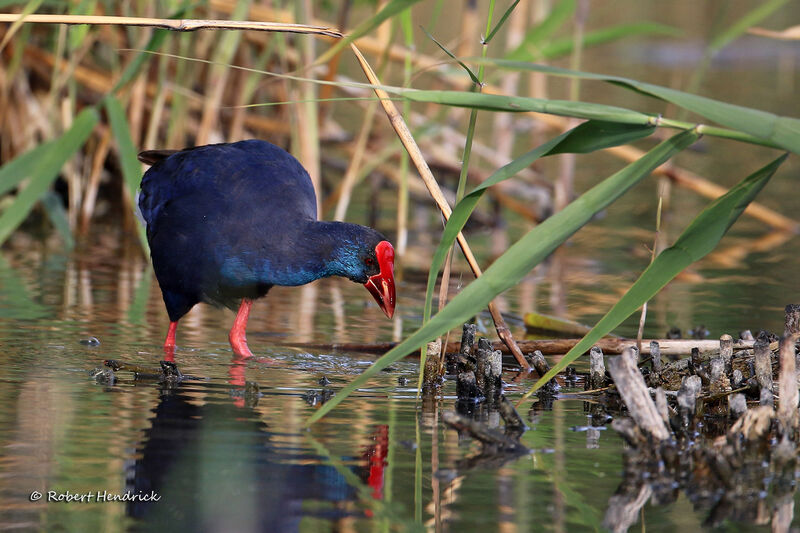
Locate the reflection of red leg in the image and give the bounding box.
[229,299,254,358]
[229,353,248,408]
[163,321,178,362]
[365,425,389,502]
[229,354,247,388]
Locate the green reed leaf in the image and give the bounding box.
[421,26,480,85]
[393,87,655,124]
[105,96,149,253]
[484,0,522,44]
[422,121,656,330]
[478,59,800,154]
[0,108,98,246]
[41,190,74,250]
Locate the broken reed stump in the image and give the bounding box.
[530,350,559,394]
[422,339,443,392]
[754,338,774,407]
[588,346,606,390]
[601,305,800,531]
[443,324,529,462]
[453,323,503,404]
[785,304,800,337]
[650,341,662,372]
[475,338,502,401]
[606,348,670,442]
[778,333,800,437]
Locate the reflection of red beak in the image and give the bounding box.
[364,240,395,318]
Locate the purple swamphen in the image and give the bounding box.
[138,140,395,358]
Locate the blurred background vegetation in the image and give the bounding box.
[0,0,798,340]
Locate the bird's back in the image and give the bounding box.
[139,139,317,227]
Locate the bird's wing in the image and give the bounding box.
[138,140,318,229]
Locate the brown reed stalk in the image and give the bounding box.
[0,14,342,37]
[333,1,393,222]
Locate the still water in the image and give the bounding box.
[0,201,798,532]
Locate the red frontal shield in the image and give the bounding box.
[364,240,395,318]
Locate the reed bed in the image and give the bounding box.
[0,1,798,421]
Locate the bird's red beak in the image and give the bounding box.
[364,240,395,318]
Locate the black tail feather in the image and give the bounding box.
[138,149,179,166]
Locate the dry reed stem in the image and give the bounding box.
[293,0,321,215]
[350,42,531,372]
[748,26,800,41]
[0,14,342,38]
[80,128,111,233]
[332,1,392,222]
[143,58,168,150]
[333,97,380,221]
[777,334,799,434]
[332,1,400,220]
[284,337,765,357]
[707,230,794,268]
[23,45,297,139]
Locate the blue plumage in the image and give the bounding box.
[139,140,388,324]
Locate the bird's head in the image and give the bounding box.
[316,223,396,319]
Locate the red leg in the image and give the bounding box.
[163,321,178,362]
[165,321,178,347]
[229,298,254,358]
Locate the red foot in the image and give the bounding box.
[229,299,254,358]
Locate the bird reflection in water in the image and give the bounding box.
[125,353,388,532]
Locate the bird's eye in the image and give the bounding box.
[365,258,375,267]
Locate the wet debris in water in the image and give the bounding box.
[442,409,528,454]
[303,388,334,407]
[588,346,607,389]
[397,376,409,387]
[80,336,101,346]
[422,339,444,394]
[100,359,200,384]
[528,350,560,396]
[450,326,504,407]
[159,361,183,385]
[439,324,530,469]
[89,366,116,386]
[688,325,710,340]
[230,381,261,408]
[317,375,331,386]
[597,304,800,532]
